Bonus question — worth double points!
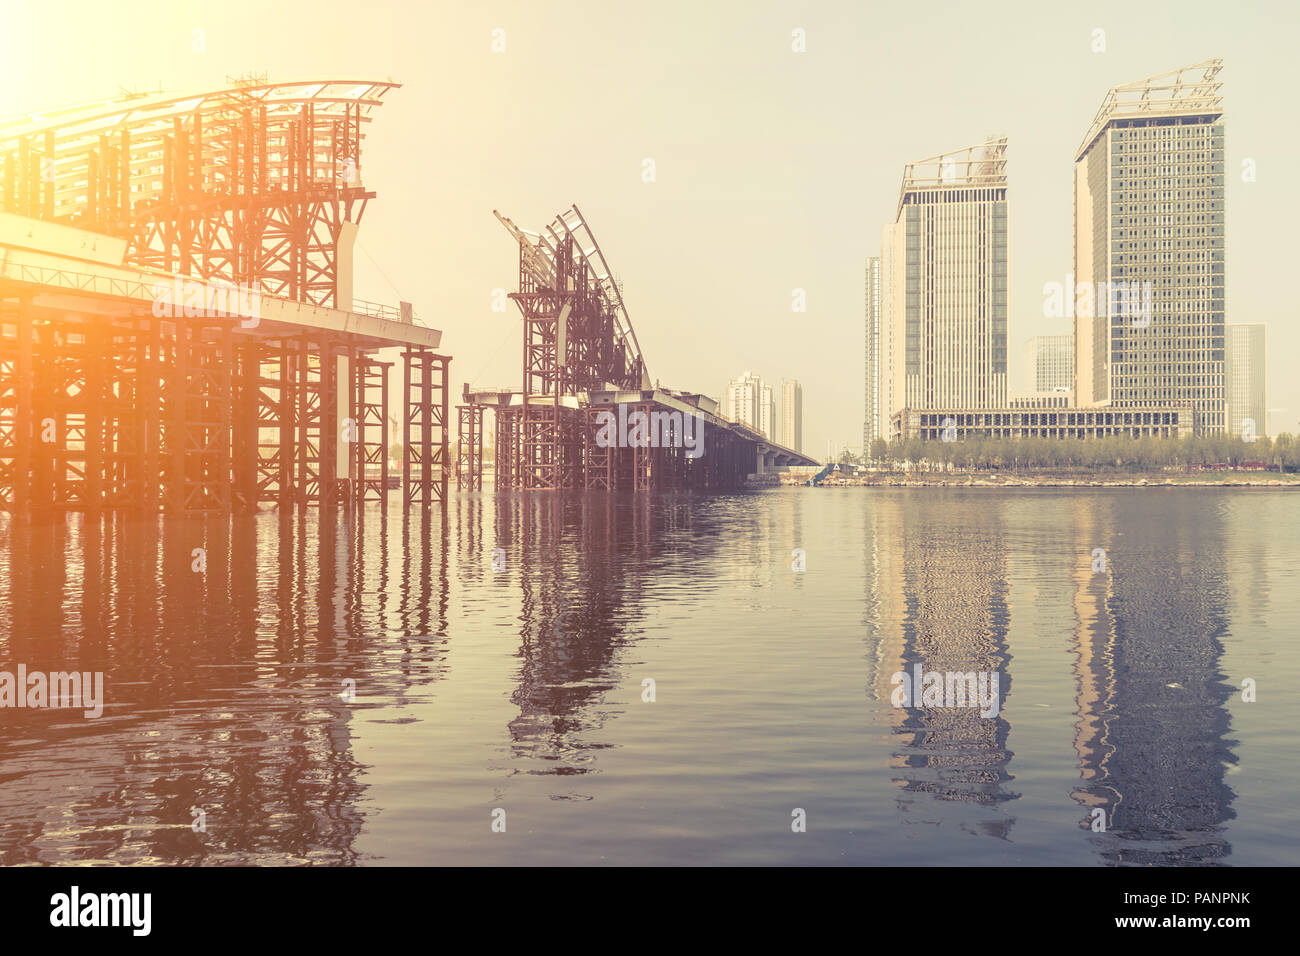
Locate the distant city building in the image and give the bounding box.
[781,379,803,454]
[1024,335,1073,394]
[759,381,776,442]
[877,224,898,450]
[1224,323,1266,438]
[726,371,777,440]
[1073,59,1226,434]
[864,256,883,450]
[880,137,1008,417]
[725,371,760,430]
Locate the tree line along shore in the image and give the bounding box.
[788,433,1300,488]
[859,433,1300,472]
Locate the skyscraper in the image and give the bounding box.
[882,138,1008,422]
[1073,59,1226,433]
[782,379,803,454]
[864,256,882,450]
[1224,323,1266,438]
[1024,334,1073,393]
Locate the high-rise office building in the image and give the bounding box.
[1024,334,1073,393]
[864,256,882,450]
[882,137,1008,421]
[1073,59,1226,433]
[1224,323,1266,438]
[782,379,803,454]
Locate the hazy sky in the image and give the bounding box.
[3,0,1297,453]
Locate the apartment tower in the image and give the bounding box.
[759,381,776,442]
[782,379,804,454]
[726,371,777,441]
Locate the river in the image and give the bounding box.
[0,488,1294,865]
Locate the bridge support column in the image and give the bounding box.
[402,347,449,508]
[319,336,339,508]
[356,355,391,502]
[258,338,298,510]
[164,316,234,515]
[632,401,653,492]
[456,404,483,491]
[293,335,321,506]
[0,298,34,516]
[232,337,260,513]
[583,405,613,490]
[493,407,516,491]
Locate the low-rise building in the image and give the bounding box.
[891,404,1196,441]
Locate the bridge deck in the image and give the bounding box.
[0,213,442,351]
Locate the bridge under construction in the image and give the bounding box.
[0,78,449,517]
[0,78,813,519]
[457,206,814,492]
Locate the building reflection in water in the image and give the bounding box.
[1069,495,1238,865]
[863,491,1239,857]
[871,494,1018,835]
[0,487,1248,865]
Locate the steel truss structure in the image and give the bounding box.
[0,79,450,518]
[456,403,483,491]
[463,206,778,493]
[401,348,449,507]
[1077,58,1224,160]
[0,298,449,515]
[488,205,649,491]
[0,77,398,308]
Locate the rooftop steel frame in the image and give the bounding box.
[1075,58,1224,161]
[897,137,1008,216]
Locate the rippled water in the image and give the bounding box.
[0,488,1296,865]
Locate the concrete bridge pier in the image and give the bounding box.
[752,444,803,478]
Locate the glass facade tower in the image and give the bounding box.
[1073,59,1226,433]
[884,138,1009,417]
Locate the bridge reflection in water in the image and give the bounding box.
[0,493,671,863]
[0,489,1276,865]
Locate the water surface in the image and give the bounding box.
[0,488,1295,865]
